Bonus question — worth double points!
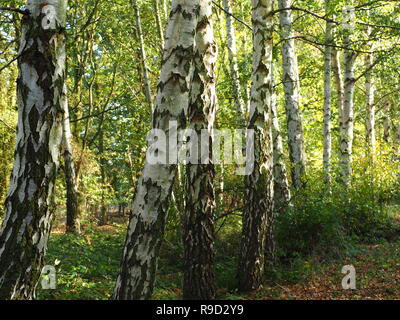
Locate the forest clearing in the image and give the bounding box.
[0,0,400,303]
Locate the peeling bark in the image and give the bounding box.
[113,0,199,300]
[0,0,67,299]
[183,0,217,300]
[238,0,274,292]
[278,0,306,189]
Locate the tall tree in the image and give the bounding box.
[0,0,67,299]
[132,0,153,111]
[323,0,333,183]
[278,0,306,189]
[223,0,246,125]
[182,0,217,300]
[365,14,375,155]
[63,98,80,233]
[238,0,274,292]
[340,6,356,185]
[113,0,199,300]
[332,47,345,138]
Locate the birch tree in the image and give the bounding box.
[271,66,290,215]
[340,6,356,185]
[365,19,375,155]
[223,0,246,124]
[332,47,345,135]
[0,0,67,299]
[183,0,217,300]
[323,0,333,182]
[278,0,306,189]
[113,0,199,300]
[62,97,80,233]
[132,0,153,111]
[238,0,274,292]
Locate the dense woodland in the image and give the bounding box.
[0,0,399,300]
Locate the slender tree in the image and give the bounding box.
[183,0,217,300]
[238,0,274,292]
[0,0,67,299]
[332,47,345,136]
[365,16,375,155]
[132,0,153,111]
[223,0,246,124]
[113,0,199,300]
[278,0,306,189]
[63,97,80,233]
[323,0,333,183]
[340,6,356,185]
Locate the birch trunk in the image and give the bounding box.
[0,0,67,299]
[113,0,199,300]
[332,47,345,135]
[340,6,356,185]
[153,0,165,51]
[323,0,333,182]
[223,0,246,124]
[62,97,80,233]
[183,0,217,299]
[278,0,306,189]
[271,66,290,214]
[365,33,375,154]
[238,0,274,292]
[132,0,153,111]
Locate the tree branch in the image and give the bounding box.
[0,7,29,15]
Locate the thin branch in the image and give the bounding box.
[0,7,29,15]
[211,0,252,31]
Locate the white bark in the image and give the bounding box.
[365,20,375,154]
[0,0,67,299]
[223,0,246,124]
[340,6,356,185]
[271,66,290,212]
[323,0,333,182]
[332,47,345,135]
[113,0,199,300]
[278,0,306,189]
[183,0,217,299]
[239,0,274,291]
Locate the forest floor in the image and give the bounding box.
[37,217,400,300]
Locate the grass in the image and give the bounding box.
[36,217,400,300]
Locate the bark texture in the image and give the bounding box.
[113,0,199,300]
[365,31,375,154]
[0,0,67,299]
[340,7,356,185]
[183,0,217,300]
[271,66,290,215]
[332,47,345,136]
[278,0,306,189]
[238,0,274,292]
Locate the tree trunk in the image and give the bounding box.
[278,0,306,189]
[113,0,199,300]
[223,0,246,125]
[365,19,375,155]
[332,47,345,138]
[238,0,274,292]
[132,0,153,111]
[340,6,356,185]
[271,66,290,215]
[0,0,67,299]
[183,0,217,300]
[323,0,333,183]
[383,102,391,143]
[153,0,165,51]
[63,96,80,234]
